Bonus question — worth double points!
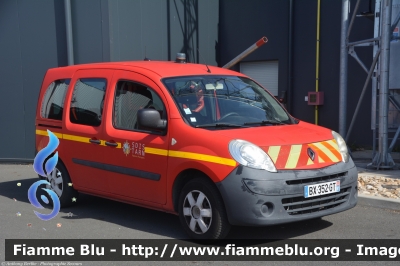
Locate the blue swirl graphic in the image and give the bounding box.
[28,180,60,221]
[41,195,49,204]
[33,130,59,177]
[30,130,61,221]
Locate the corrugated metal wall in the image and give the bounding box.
[0,0,219,161]
[0,0,65,161]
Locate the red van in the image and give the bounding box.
[35,57,357,240]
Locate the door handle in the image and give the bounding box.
[89,139,101,144]
[105,141,118,147]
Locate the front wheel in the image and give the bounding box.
[178,177,230,240]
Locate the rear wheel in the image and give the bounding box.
[178,177,230,240]
[45,162,78,207]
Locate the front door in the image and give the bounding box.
[101,70,169,204]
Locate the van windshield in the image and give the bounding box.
[162,76,293,129]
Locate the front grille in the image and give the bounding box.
[286,171,347,185]
[282,187,351,216]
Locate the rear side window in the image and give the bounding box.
[41,79,70,120]
[70,78,107,127]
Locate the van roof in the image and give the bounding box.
[49,61,245,78]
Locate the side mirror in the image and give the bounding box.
[137,109,167,131]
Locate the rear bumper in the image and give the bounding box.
[216,160,358,226]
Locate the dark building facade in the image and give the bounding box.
[219,0,375,148]
[0,0,376,160]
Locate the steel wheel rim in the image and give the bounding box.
[183,190,212,234]
[46,167,63,198]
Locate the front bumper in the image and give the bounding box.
[216,160,358,226]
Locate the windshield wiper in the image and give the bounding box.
[196,123,248,128]
[244,120,287,126]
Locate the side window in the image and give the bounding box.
[70,78,107,126]
[41,79,70,120]
[113,81,166,132]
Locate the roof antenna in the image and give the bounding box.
[197,48,211,73]
[144,46,150,61]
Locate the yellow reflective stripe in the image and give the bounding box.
[285,145,302,169]
[268,146,280,163]
[307,158,314,165]
[313,142,340,162]
[36,129,63,139]
[145,147,168,156]
[318,156,325,163]
[35,131,234,166]
[168,150,236,167]
[36,129,48,136]
[148,148,235,166]
[62,134,91,143]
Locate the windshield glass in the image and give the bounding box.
[162,75,292,129]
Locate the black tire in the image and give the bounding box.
[178,177,231,241]
[309,217,323,221]
[44,162,79,208]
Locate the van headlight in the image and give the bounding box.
[332,131,349,163]
[228,139,277,172]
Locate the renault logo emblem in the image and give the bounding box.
[307,147,315,161]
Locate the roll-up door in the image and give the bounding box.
[240,61,279,96]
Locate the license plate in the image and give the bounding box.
[304,180,340,198]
